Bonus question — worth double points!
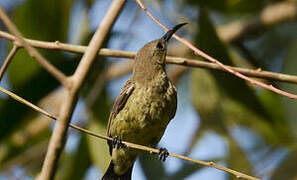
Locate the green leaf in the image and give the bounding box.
[280,39,297,139]
[9,0,71,86]
[191,69,226,134]
[226,137,252,179]
[185,0,265,14]
[86,113,110,172]
[196,9,268,120]
[271,149,297,180]
[186,0,228,11]
[190,9,292,157]
[225,0,266,14]
[0,0,75,140]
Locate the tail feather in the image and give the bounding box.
[102,162,133,180]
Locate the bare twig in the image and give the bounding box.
[39,1,127,179]
[134,0,297,99]
[218,1,297,43]
[0,44,18,81]
[0,6,68,87]
[1,30,297,84]
[165,56,297,84]
[0,86,56,120]
[0,1,292,179]
[0,85,259,180]
[10,89,65,147]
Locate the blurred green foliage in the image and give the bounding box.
[0,0,297,179]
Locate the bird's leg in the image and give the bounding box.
[111,136,126,149]
[158,147,169,162]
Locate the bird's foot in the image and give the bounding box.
[111,136,126,149]
[158,147,169,162]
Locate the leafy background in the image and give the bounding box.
[0,0,297,179]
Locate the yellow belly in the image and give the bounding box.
[109,81,176,175]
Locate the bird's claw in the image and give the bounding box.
[112,136,126,149]
[158,147,169,162]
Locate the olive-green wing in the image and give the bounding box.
[169,83,177,120]
[107,79,135,137]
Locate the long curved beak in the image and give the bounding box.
[162,23,187,42]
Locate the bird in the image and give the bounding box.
[102,23,187,180]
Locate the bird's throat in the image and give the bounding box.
[132,63,166,86]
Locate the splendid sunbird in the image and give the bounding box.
[102,23,187,180]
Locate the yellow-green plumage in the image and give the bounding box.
[109,72,177,174]
[102,23,186,180]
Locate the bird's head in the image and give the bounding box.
[136,23,187,66]
[132,23,187,83]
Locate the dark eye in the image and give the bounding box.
[156,42,163,49]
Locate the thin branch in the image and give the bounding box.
[134,0,297,99]
[0,85,259,180]
[10,89,65,147]
[0,86,56,120]
[71,0,127,89]
[0,29,135,58]
[218,1,297,43]
[0,2,293,180]
[39,1,127,179]
[0,44,18,81]
[0,6,68,87]
[1,30,297,84]
[165,56,297,84]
